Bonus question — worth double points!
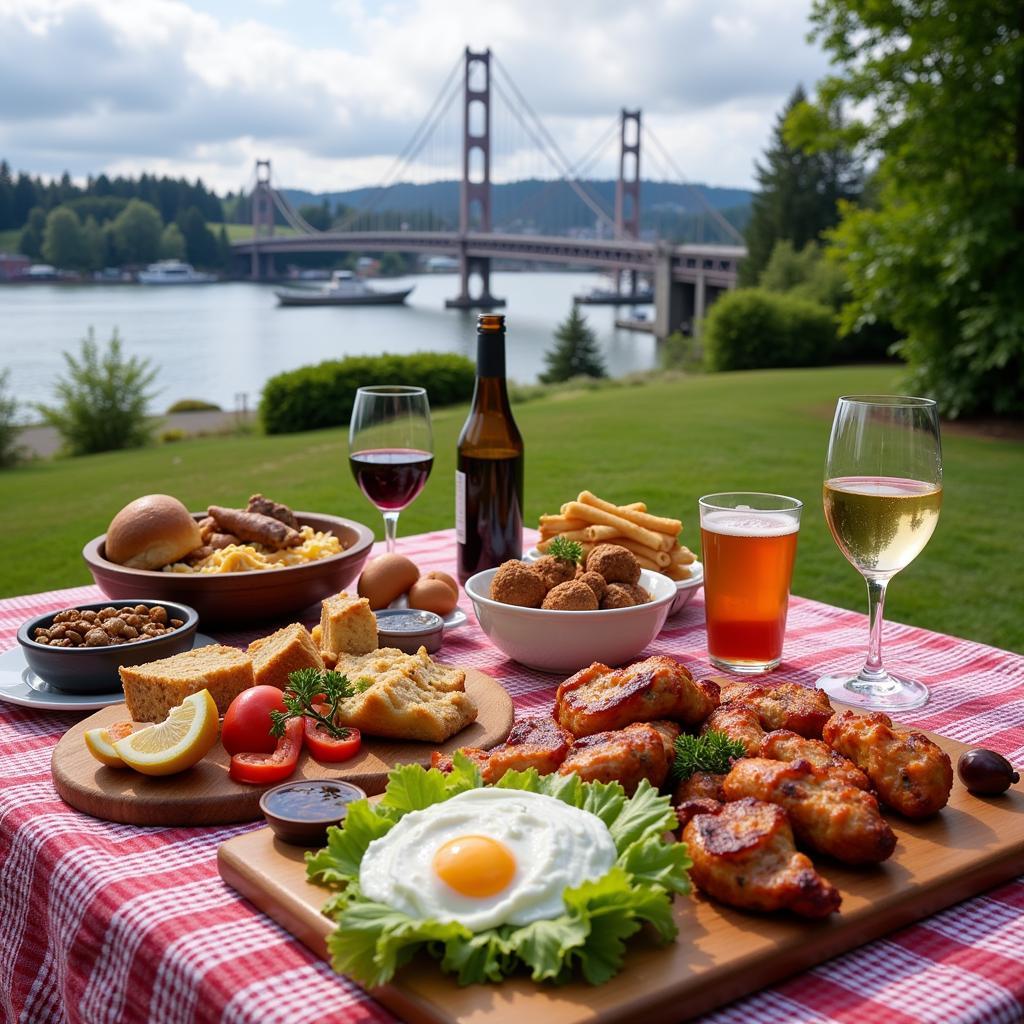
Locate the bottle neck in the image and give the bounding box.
[476,330,506,379]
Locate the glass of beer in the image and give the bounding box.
[817,396,943,711]
[699,492,802,674]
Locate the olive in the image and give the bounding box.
[957,749,1020,795]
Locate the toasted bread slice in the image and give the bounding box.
[247,623,323,689]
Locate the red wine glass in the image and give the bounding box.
[349,386,433,554]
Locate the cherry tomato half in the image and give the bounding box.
[221,685,288,756]
[229,717,303,784]
[303,716,362,763]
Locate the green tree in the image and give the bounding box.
[540,306,607,383]
[111,199,162,264]
[760,240,848,311]
[0,368,22,468]
[82,215,105,271]
[791,0,1024,416]
[178,206,218,267]
[18,206,46,259]
[742,86,861,284]
[42,206,88,270]
[216,225,233,271]
[36,329,158,455]
[159,222,186,260]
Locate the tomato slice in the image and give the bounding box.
[229,717,303,784]
[303,716,362,763]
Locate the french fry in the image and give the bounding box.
[609,536,671,567]
[670,545,697,565]
[582,524,620,542]
[632,552,663,572]
[562,501,664,550]
[578,491,682,537]
[666,562,693,580]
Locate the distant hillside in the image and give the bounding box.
[280,179,752,244]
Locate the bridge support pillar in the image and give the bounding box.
[653,243,686,341]
[444,250,506,309]
[250,158,275,280]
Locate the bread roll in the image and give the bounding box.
[105,494,202,570]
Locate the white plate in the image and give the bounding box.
[524,547,703,617]
[387,594,468,629]
[0,634,218,712]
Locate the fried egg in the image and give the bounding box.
[359,788,617,931]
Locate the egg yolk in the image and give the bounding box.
[432,835,516,898]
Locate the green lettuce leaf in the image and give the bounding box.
[307,762,691,990]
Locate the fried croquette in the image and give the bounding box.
[576,570,608,601]
[555,655,719,736]
[823,710,953,818]
[542,579,599,611]
[759,729,870,790]
[533,554,577,591]
[702,703,766,756]
[684,798,841,918]
[558,722,669,794]
[586,544,641,585]
[489,560,546,607]
[723,757,896,864]
[601,583,642,609]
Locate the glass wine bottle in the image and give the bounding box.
[456,314,524,583]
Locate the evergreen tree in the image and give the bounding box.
[741,86,861,284]
[18,207,46,258]
[178,206,219,268]
[541,306,607,383]
[0,161,13,231]
[82,216,105,271]
[216,225,233,271]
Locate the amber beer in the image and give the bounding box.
[699,494,802,674]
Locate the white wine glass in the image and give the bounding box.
[348,386,433,554]
[817,396,942,711]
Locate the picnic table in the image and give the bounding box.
[2,528,1022,1024]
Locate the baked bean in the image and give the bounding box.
[170,618,184,628]
[28,605,185,648]
[149,606,167,624]
[81,610,97,622]
[123,625,139,638]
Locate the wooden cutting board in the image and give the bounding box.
[218,727,1024,1024]
[51,668,513,826]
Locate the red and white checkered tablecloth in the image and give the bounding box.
[1,528,1023,1024]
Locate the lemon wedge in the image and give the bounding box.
[84,721,136,767]
[113,689,219,776]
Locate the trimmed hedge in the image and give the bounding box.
[703,289,837,372]
[260,352,476,434]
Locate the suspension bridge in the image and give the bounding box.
[231,48,747,338]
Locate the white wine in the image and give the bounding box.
[823,476,942,575]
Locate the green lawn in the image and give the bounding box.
[3,365,1021,652]
[209,222,301,242]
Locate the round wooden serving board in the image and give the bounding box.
[51,668,513,827]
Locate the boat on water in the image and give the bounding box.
[274,270,414,307]
[137,260,217,284]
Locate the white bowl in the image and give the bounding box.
[525,548,703,618]
[465,567,677,674]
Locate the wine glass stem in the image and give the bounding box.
[382,510,400,555]
[862,575,890,681]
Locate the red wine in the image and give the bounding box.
[350,448,433,510]
[456,314,524,582]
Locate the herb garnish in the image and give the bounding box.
[548,535,584,564]
[672,730,748,781]
[270,668,356,739]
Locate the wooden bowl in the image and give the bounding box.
[82,512,375,626]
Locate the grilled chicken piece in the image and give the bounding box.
[555,656,718,738]
[758,729,870,790]
[684,798,841,918]
[431,717,574,784]
[723,757,896,864]
[648,719,682,762]
[674,771,728,828]
[702,703,766,756]
[719,682,834,739]
[558,722,669,795]
[823,710,953,818]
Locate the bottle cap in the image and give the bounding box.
[477,314,505,333]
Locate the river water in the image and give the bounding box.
[0,272,657,417]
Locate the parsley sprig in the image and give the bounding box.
[270,668,357,739]
[548,535,584,564]
[672,730,747,781]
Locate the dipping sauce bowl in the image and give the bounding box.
[260,779,367,846]
[375,608,444,654]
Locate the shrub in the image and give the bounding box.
[659,331,704,373]
[36,328,158,455]
[167,398,221,413]
[260,352,476,434]
[703,289,837,371]
[159,428,187,444]
[0,369,23,468]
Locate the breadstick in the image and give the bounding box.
[611,537,671,567]
[582,525,620,542]
[538,527,590,543]
[539,515,588,532]
[562,501,664,550]
[666,563,693,581]
[670,545,697,565]
[631,552,663,572]
[578,491,682,536]
[537,537,595,556]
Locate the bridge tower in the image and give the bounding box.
[446,47,505,309]
[250,159,276,279]
[615,109,641,294]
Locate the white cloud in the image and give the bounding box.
[0,0,829,193]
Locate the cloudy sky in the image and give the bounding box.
[0,0,830,196]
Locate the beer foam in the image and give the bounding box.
[702,509,799,538]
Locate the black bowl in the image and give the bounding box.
[16,599,199,694]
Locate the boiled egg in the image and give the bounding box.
[359,788,617,931]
